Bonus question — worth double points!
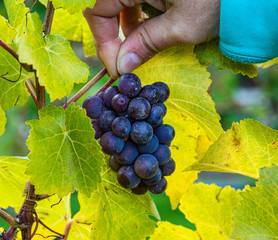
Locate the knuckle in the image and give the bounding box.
[119,0,143,8]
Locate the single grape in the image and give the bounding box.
[130,121,153,144]
[112,117,131,137]
[138,135,159,154]
[134,154,159,179]
[117,165,141,188]
[109,155,122,172]
[154,124,175,144]
[103,86,119,108]
[91,120,103,139]
[99,131,125,155]
[160,158,175,176]
[143,168,162,185]
[152,82,170,102]
[96,91,104,100]
[118,73,141,98]
[131,182,148,195]
[138,85,160,104]
[128,97,151,120]
[153,144,171,166]
[98,110,117,131]
[152,102,167,116]
[148,177,167,194]
[82,96,105,119]
[146,105,164,126]
[116,141,139,165]
[112,94,130,112]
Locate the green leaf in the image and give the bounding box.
[232,165,278,239]
[0,106,6,136]
[150,221,199,240]
[89,166,159,240]
[40,0,96,14]
[135,45,223,142]
[0,46,32,110]
[3,0,28,30]
[187,119,278,178]
[0,156,29,209]
[179,183,241,239]
[25,104,104,197]
[0,16,17,43]
[18,13,90,101]
[257,57,278,69]
[51,9,96,56]
[195,38,258,78]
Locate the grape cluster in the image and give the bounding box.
[82,73,176,195]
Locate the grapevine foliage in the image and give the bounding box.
[0,1,277,240]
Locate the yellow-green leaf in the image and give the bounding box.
[25,104,103,197]
[0,156,29,209]
[257,57,278,68]
[195,38,258,78]
[51,9,96,56]
[232,165,278,240]
[0,16,17,43]
[187,119,278,178]
[18,13,90,101]
[89,167,159,240]
[150,221,199,240]
[179,183,241,240]
[0,106,6,136]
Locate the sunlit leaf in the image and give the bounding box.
[232,165,278,240]
[25,104,103,197]
[187,119,278,178]
[0,16,17,43]
[179,183,241,239]
[0,156,29,209]
[0,106,6,136]
[257,57,278,68]
[195,38,258,78]
[18,13,90,101]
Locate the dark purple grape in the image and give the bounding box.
[130,121,153,144]
[109,155,122,172]
[99,131,125,155]
[146,105,164,126]
[134,154,158,179]
[103,86,119,108]
[154,124,175,144]
[148,177,167,194]
[111,94,130,112]
[117,165,141,188]
[128,97,151,120]
[96,91,104,100]
[117,111,129,118]
[131,182,148,195]
[118,73,141,98]
[91,120,103,139]
[112,117,131,137]
[160,158,175,176]
[138,135,159,154]
[116,141,139,165]
[138,85,160,104]
[152,82,170,102]
[98,110,117,131]
[153,144,171,166]
[143,168,162,185]
[82,96,105,119]
[152,102,167,116]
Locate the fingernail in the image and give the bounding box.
[118,52,142,75]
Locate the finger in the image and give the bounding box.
[117,11,181,75]
[120,6,143,37]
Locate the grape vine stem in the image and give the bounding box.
[63,220,73,240]
[0,209,17,228]
[95,77,117,95]
[25,80,37,106]
[63,68,108,109]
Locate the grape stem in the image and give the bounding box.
[63,68,108,109]
[25,80,38,107]
[95,77,117,95]
[63,220,73,240]
[0,209,17,228]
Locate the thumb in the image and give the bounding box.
[117,12,180,75]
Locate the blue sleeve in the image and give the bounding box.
[219,0,278,63]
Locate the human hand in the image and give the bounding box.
[83,0,220,79]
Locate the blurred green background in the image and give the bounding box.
[0,0,277,234]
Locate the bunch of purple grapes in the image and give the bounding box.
[82,73,175,195]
